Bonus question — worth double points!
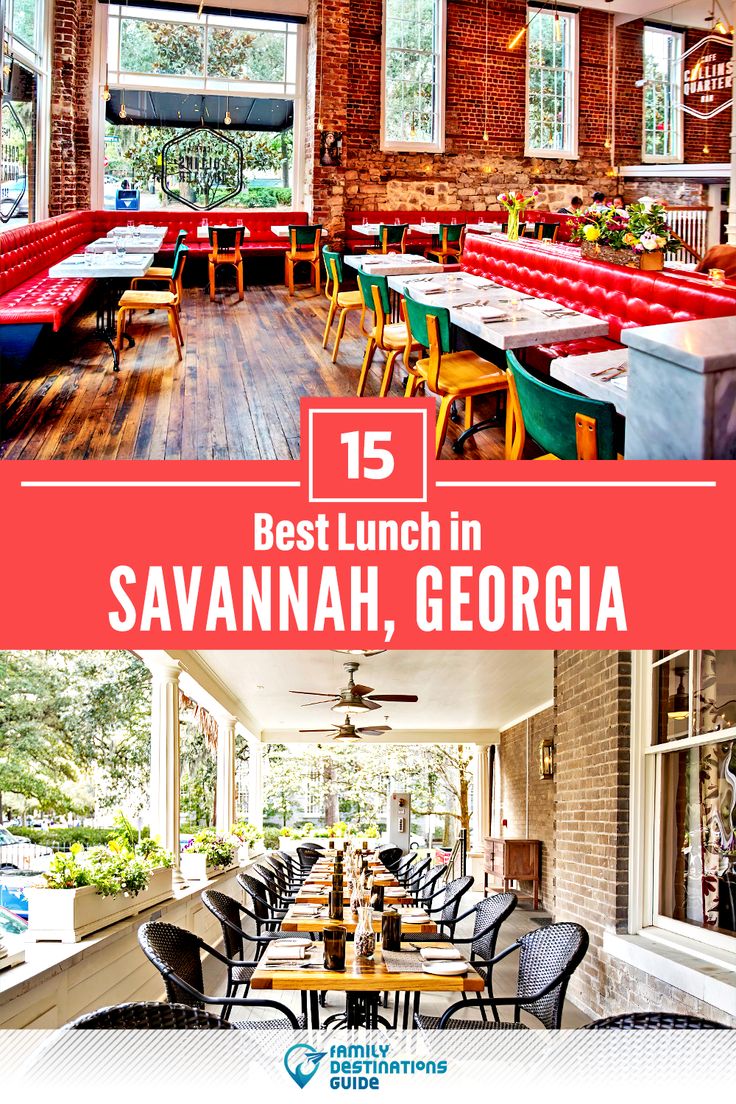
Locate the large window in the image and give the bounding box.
[642,25,683,163]
[525,6,578,159]
[381,0,446,152]
[644,651,736,948]
[1,0,49,226]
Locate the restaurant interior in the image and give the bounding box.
[0,648,735,1031]
[0,0,735,460]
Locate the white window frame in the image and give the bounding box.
[1,0,51,221]
[380,0,446,154]
[524,5,579,160]
[641,24,684,165]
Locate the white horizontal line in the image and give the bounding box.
[20,481,302,489]
[436,481,717,489]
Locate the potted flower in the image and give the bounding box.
[26,839,174,943]
[278,826,303,852]
[572,197,674,271]
[497,189,540,241]
[181,829,237,882]
[230,821,264,864]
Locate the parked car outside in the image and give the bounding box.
[0,825,53,871]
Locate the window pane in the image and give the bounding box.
[526,10,575,155]
[208,30,286,83]
[11,0,37,48]
[1,62,37,227]
[120,18,205,77]
[643,26,681,159]
[660,741,736,936]
[383,0,440,146]
[654,653,691,743]
[694,651,736,737]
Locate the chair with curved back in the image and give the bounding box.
[426,223,466,263]
[130,230,188,303]
[505,351,619,461]
[356,269,421,398]
[394,851,418,883]
[367,223,409,255]
[377,845,403,871]
[253,862,296,909]
[417,874,474,940]
[237,871,288,935]
[585,1011,728,1029]
[531,222,559,242]
[285,224,323,295]
[115,245,188,363]
[208,225,245,302]
[402,854,431,894]
[138,921,302,1028]
[66,1001,238,1030]
[403,290,508,458]
[416,921,589,1030]
[413,864,445,906]
[322,247,363,362]
[296,845,323,876]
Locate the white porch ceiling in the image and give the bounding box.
[170,650,554,743]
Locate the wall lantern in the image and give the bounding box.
[667,667,689,720]
[539,736,555,780]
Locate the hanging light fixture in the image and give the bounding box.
[539,736,555,780]
[224,88,232,126]
[554,5,562,43]
[102,63,111,102]
[118,94,127,120]
[508,24,527,50]
[482,0,490,143]
[667,667,690,720]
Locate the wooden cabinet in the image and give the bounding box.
[483,837,541,909]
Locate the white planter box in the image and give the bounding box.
[26,867,174,944]
[236,844,250,866]
[180,852,237,883]
[279,837,298,853]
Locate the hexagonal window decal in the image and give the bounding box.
[675,34,733,120]
[0,101,28,224]
[161,127,244,212]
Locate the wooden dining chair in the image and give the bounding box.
[322,247,363,362]
[356,269,421,397]
[285,224,323,295]
[505,351,619,460]
[129,230,187,301]
[426,223,466,263]
[403,290,508,459]
[532,222,559,242]
[366,223,409,255]
[208,225,245,302]
[115,245,188,364]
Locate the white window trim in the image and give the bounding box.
[380,0,446,154]
[641,25,684,165]
[3,0,51,221]
[524,7,579,160]
[612,650,736,1018]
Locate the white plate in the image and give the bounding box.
[403,912,429,922]
[422,961,469,976]
[275,938,312,948]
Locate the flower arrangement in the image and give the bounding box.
[230,821,264,846]
[572,197,675,268]
[497,188,540,241]
[182,828,236,868]
[42,840,158,898]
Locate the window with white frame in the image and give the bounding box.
[525,6,578,158]
[642,25,683,162]
[643,650,736,947]
[1,0,49,225]
[381,0,445,152]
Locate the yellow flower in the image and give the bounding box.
[623,232,636,246]
[583,225,600,242]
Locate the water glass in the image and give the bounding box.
[328,890,344,921]
[116,242,126,260]
[370,884,385,912]
[323,924,347,970]
[381,909,401,951]
[709,267,726,285]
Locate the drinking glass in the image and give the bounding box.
[710,267,726,285]
[381,909,401,951]
[332,873,344,894]
[116,242,126,260]
[370,884,385,912]
[328,890,344,921]
[323,924,347,970]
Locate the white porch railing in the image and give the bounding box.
[664,205,710,262]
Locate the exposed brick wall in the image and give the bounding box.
[49,0,96,216]
[499,706,555,911]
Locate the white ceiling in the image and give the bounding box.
[174,650,554,743]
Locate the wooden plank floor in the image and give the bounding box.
[0,279,506,461]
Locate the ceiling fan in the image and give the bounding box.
[300,714,392,742]
[290,661,418,714]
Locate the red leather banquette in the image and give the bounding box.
[0,208,308,351]
[343,210,577,254]
[461,232,736,368]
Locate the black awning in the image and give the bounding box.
[106,91,293,131]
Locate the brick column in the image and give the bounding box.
[305,0,350,242]
[49,0,96,214]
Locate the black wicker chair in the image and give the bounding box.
[271,851,305,889]
[236,872,288,935]
[296,845,324,875]
[403,856,431,894]
[394,852,417,883]
[66,1001,238,1030]
[377,845,403,871]
[412,875,474,940]
[416,921,589,1031]
[585,1012,729,1029]
[253,862,297,908]
[413,865,445,906]
[138,921,303,1029]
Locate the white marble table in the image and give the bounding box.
[104,227,166,251]
[466,222,503,234]
[550,349,628,416]
[385,269,609,351]
[345,253,443,277]
[196,223,251,240]
[270,224,326,238]
[86,235,165,254]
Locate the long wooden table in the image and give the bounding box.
[281,905,435,934]
[251,941,484,1028]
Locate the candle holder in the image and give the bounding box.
[328,839,335,849]
[329,889,344,921]
[323,924,347,970]
[370,884,385,912]
[332,873,344,893]
[381,909,401,951]
[709,267,726,285]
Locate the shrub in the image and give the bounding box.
[20,827,120,849]
[230,821,263,845]
[273,187,292,206]
[243,188,277,209]
[182,828,236,868]
[263,827,280,850]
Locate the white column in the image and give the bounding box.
[248,735,263,829]
[472,745,491,851]
[147,659,181,862]
[729,5,736,245]
[215,714,237,835]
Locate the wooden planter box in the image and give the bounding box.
[26,867,174,944]
[180,852,238,883]
[581,240,664,271]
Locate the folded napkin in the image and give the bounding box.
[421,286,449,296]
[291,905,320,916]
[402,910,429,921]
[265,944,308,961]
[461,274,498,289]
[460,304,510,323]
[419,946,462,961]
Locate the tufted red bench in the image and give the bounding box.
[344,210,577,253]
[0,208,308,360]
[461,232,736,369]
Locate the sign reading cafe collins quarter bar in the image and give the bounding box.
[680,34,733,119]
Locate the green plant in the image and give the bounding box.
[87,841,153,897]
[183,828,236,868]
[135,836,173,867]
[364,824,379,839]
[43,843,91,889]
[230,821,263,845]
[243,188,277,208]
[299,822,315,836]
[263,826,280,850]
[572,197,675,254]
[20,827,120,848]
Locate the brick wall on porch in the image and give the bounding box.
[498,707,555,912]
[49,0,96,216]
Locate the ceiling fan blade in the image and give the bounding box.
[299,727,336,734]
[301,698,340,707]
[290,690,335,697]
[351,684,375,696]
[366,693,419,703]
[357,725,392,736]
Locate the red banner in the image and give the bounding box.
[0,397,732,648]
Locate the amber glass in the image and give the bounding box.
[332,873,343,893]
[329,890,344,921]
[328,840,335,849]
[323,924,347,970]
[371,884,385,911]
[381,909,401,951]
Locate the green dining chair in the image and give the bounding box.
[367,224,409,254]
[505,351,619,460]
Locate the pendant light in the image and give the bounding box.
[316,1,325,132]
[119,93,127,120]
[482,0,490,142]
[667,667,689,720]
[102,64,111,102]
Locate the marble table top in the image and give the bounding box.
[550,349,628,416]
[345,253,443,277]
[196,224,252,239]
[48,252,154,279]
[85,235,163,254]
